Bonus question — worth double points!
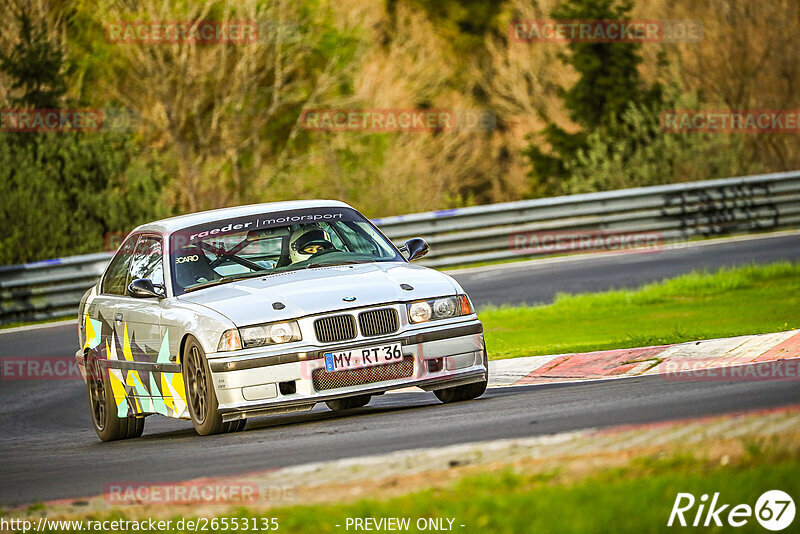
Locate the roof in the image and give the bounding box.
[132,199,354,234]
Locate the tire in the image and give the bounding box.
[183,337,226,436]
[326,394,371,411]
[434,348,488,404]
[86,353,145,442]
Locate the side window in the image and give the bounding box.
[129,236,165,287]
[102,235,139,295]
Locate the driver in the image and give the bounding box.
[289,227,335,263]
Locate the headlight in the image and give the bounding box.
[267,322,296,344]
[433,297,457,318]
[407,295,473,323]
[408,301,432,323]
[239,321,301,348]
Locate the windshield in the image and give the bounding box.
[168,206,403,295]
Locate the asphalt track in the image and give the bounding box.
[1,366,798,506]
[1,232,799,506]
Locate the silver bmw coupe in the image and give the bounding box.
[76,200,487,440]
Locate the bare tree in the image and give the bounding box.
[95,0,358,211]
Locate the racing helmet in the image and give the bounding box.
[289,227,334,263]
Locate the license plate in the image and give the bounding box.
[323,342,403,372]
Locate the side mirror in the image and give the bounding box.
[128,278,165,299]
[400,238,429,261]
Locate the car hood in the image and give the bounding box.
[177,262,460,326]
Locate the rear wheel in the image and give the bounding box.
[86,353,145,441]
[326,394,371,411]
[434,348,488,403]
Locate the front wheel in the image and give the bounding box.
[183,337,247,436]
[86,353,145,441]
[434,349,488,403]
[184,337,221,435]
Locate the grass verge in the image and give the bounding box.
[481,261,800,359]
[25,436,798,533]
[270,445,798,533]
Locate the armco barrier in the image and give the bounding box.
[2,171,800,324]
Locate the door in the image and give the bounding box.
[90,233,138,417]
[114,235,168,414]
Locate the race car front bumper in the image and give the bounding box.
[205,320,487,422]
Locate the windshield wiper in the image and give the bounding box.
[183,270,271,293]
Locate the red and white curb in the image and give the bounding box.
[488,329,800,387]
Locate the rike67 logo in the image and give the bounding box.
[668,490,795,531]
